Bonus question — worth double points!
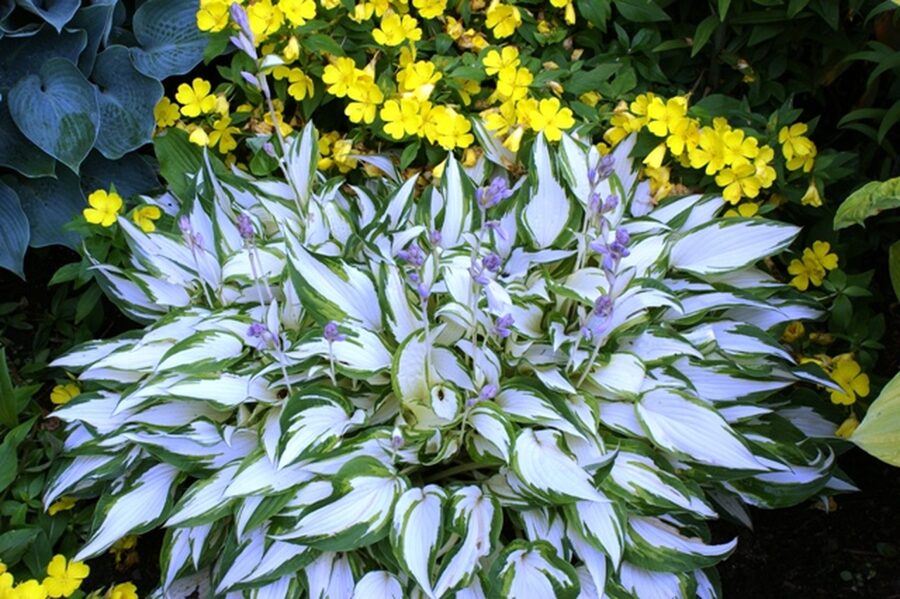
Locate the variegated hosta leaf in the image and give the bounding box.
[51,125,842,598]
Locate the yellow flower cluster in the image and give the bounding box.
[0,556,89,599]
[828,354,870,406]
[154,78,242,156]
[317,132,359,173]
[787,240,838,291]
[83,189,161,233]
[480,46,574,150]
[605,93,818,209]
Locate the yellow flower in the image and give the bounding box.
[175,78,216,117]
[482,101,517,136]
[153,97,180,128]
[643,142,667,169]
[422,105,473,149]
[786,142,816,172]
[455,78,481,106]
[208,116,240,153]
[283,36,300,62]
[835,413,859,438]
[666,116,700,157]
[106,583,138,599]
[645,96,688,138]
[48,496,77,516]
[800,179,822,207]
[829,355,869,405]
[372,13,422,46]
[485,1,521,38]
[724,201,760,218]
[579,91,601,107]
[806,240,838,271]
[721,128,759,167]
[687,126,726,174]
[50,383,80,405]
[380,97,423,139]
[528,98,574,142]
[322,57,358,97]
[281,0,316,26]
[413,0,446,18]
[715,162,759,204]
[0,565,12,592]
[13,580,47,599]
[753,145,776,188]
[331,140,358,173]
[83,189,123,227]
[345,77,384,124]
[43,555,89,598]
[196,0,231,32]
[397,60,442,99]
[188,126,210,146]
[495,66,532,101]
[131,205,162,233]
[781,321,805,343]
[778,122,815,161]
[248,0,284,41]
[483,46,520,76]
[787,250,827,291]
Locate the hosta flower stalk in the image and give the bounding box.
[49,124,849,598]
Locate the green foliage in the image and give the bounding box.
[834,176,900,229]
[852,370,900,466]
[0,0,208,277]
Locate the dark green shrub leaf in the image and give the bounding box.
[615,0,670,23]
[93,45,163,160]
[0,528,40,565]
[14,170,84,248]
[0,180,29,278]
[15,0,79,33]
[889,240,900,302]
[833,177,900,229]
[577,0,611,31]
[691,15,719,57]
[8,57,99,173]
[129,0,206,80]
[0,101,55,177]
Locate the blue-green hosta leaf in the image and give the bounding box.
[433,486,501,597]
[76,463,180,560]
[286,238,381,330]
[625,516,736,572]
[8,58,99,173]
[129,0,206,80]
[272,457,405,550]
[0,180,29,277]
[511,428,605,503]
[0,101,55,177]
[92,45,163,159]
[391,485,446,597]
[0,24,86,90]
[563,496,625,568]
[487,540,580,599]
[521,134,571,249]
[13,169,83,248]
[278,387,365,468]
[69,0,117,75]
[352,571,404,599]
[16,0,79,32]
[669,219,799,276]
[305,552,355,599]
[80,152,160,199]
[636,389,763,471]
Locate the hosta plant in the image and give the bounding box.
[48,124,850,598]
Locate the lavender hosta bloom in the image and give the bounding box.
[248,322,268,338]
[429,229,442,246]
[593,294,613,318]
[323,321,346,343]
[483,220,507,240]
[397,244,426,267]
[493,313,514,338]
[240,70,260,88]
[230,2,253,42]
[237,213,255,242]
[476,177,513,210]
[416,283,431,300]
[603,194,620,213]
[480,383,499,400]
[482,252,502,273]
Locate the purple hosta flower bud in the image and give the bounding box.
[429,229,442,246]
[472,271,490,286]
[478,177,513,210]
[408,272,420,284]
[390,428,404,450]
[240,70,260,88]
[323,321,346,343]
[484,220,507,240]
[598,154,615,180]
[482,252,502,273]
[493,313,514,338]
[602,253,615,272]
[229,34,258,60]
[248,322,268,338]
[192,232,205,251]
[178,216,192,235]
[416,283,431,300]
[397,243,425,267]
[615,227,630,247]
[237,213,255,242]
[263,142,276,157]
[480,384,499,400]
[603,194,620,213]
[589,238,608,255]
[230,3,252,37]
[589,191,602,213]
[588,166,600,186]
[581,325,593,340]
[593,294,613,317]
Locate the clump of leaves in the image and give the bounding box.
[49,124,850,598]
[0,0,208,277]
